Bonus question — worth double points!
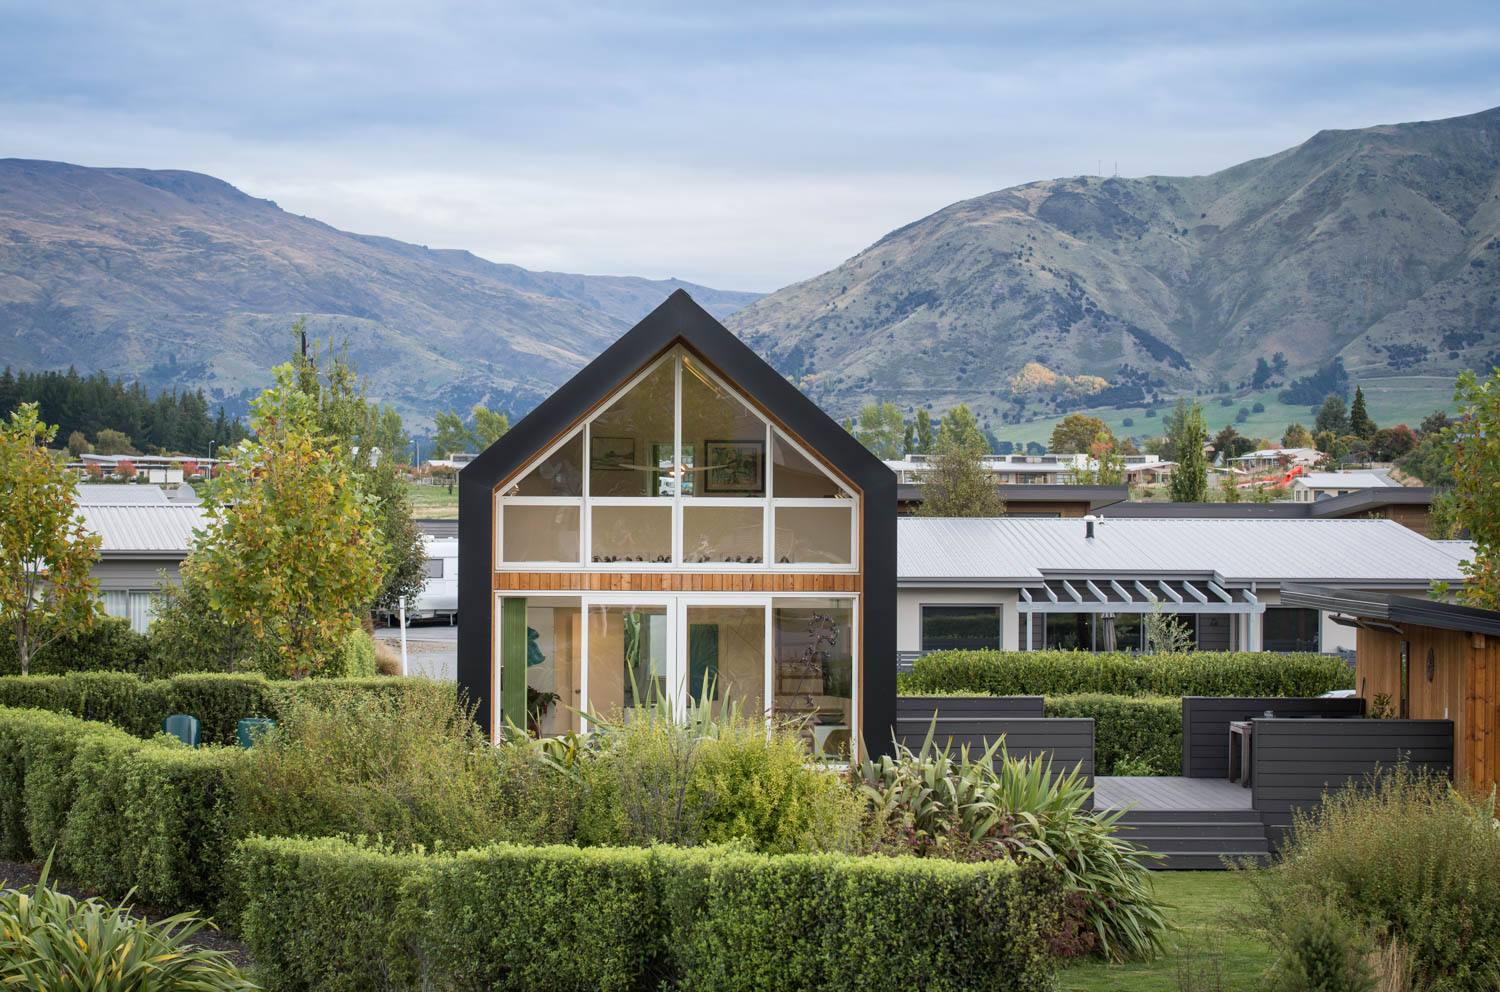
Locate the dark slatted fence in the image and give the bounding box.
[1251,718,1453,848]
[1181,696,1366,778]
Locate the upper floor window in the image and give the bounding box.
[496,347,858,570]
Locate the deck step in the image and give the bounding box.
[1116,821,1268,839]
[1153,851,1269,870]
[1110,808,1257,823]
[1120,835,1270,854]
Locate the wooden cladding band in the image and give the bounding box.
[492,571,861,593]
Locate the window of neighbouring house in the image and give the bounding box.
[1263,607,1320,652]
[920,605,1001,652]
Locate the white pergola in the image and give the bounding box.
[1018,576,1265,651]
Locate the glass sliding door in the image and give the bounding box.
[585,602,675,721]
[682,604,767,717]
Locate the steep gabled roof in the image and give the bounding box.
[459,290,891,493]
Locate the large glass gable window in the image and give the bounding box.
[497,346,857,569]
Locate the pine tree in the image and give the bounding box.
[1349,386,1376,440]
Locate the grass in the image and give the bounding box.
[407,481,458,519]
[1000,374,1457,447]
[1061,871,1273,992]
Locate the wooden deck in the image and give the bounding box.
[1094,775,1254,811]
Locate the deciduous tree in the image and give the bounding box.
[937,404,989,454]
[433,411,475,457]
[854,401,905,460]
[0,404,100,675]
[1315,395,1350,437]
[1447,368,1500,609]
[914,408,935,455]
[470,405,510,450]
[1050,413,1111,454]
[916,428,1005,518]
[1282,422,1314,448]
[190,376,386,678]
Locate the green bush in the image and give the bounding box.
[0,862,255,991]
[0,670,451,745]
[0,617,149,676]
[1247,766,1500,991]
[1044,694,1181,776]
[901,649,1351,698]
[234,834,1064,992]
[0,706,241,913]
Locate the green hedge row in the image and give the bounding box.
[0,618,151,677]
[0,672,450,746]
[0,707,235,910]
[900,649,1352,698]
[1043,695,1181,776]
[234,834,1064,992]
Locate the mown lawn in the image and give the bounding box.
[407,481,458,519]
[1060,871,1273,992]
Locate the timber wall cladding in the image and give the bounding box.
[1467,632,1499,792]
[1181,696,1366,779]
[1251,717,1453,848]
[492,571,862,593]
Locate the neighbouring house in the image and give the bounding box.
[896,482,1127,517]
[886,452,1173,487]
[897,516,1468,657]
[77,503,205,632]
[1101,486,1441,536]
[1230,447,1322,473]
[425,452,477,473]
[1280,585,1500,793]
[1291,470,1399,502]
[458,291,897,753]
[71,454,223,483]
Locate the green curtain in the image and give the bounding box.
[689,623,720,701]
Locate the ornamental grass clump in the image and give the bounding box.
[1244,765,1500,991]
[0,858,256,991]
[851,723,1168,962]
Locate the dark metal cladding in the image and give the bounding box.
[457,290,899,752]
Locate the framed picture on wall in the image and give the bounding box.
[703,439,765,494]
[590,436,635,472]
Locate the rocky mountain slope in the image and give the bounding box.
[728,106,1500,423]
[0,159,759,425]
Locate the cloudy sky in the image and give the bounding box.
[3,1,1496,291]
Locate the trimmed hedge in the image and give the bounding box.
[234,835,1064,992]
[0,671,452,745]
[1044,695,1181,776]
[0,706,236,910]
[901,649,1352,698]
[0,618,150,676]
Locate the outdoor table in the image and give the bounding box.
[1228,720,1253,787]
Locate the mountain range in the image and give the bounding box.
[2,104,1497,432]
[0,159,759,425]
[727,105,1500,423]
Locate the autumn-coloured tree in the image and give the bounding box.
[1447,368,1500,610]
[116,459,136,479]
[1049,413,1112,454]
[189,373,386,678]
[0,404,101,675]
[180,460,200,478]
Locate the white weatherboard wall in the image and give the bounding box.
[897,588,1021,652]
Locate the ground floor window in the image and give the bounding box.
[100,589,158,634]
[507,593,856,757]
[1263,607,1320,652]
[1037,611,1197,652]
[920,605,1001,652]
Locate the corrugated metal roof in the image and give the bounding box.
[898,517,1468,587]
[75,484,169,505]
[1297,472,1397,489]
[78,504,205,555]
